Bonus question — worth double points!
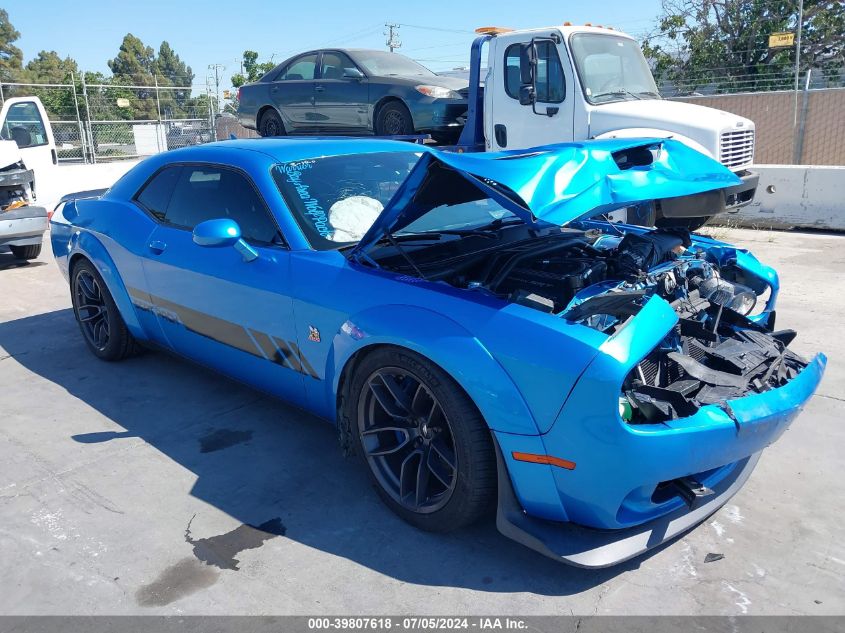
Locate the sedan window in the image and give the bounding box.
[321,52,359,80]
[162,166,280,244]
[279,54,318,81]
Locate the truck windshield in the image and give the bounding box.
[569,33,660,104]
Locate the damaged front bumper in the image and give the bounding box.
[495,353,824,567]
[492,278,825,566]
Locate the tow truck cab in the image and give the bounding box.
[458,25,758,225]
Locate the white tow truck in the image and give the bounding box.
[0,96,138,260]
[454,24,758,227]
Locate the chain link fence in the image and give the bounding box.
[0,71,216,164]
[1,69,843,166]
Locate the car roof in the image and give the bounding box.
[192,137,428,161]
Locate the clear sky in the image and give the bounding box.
[6,0,661,89]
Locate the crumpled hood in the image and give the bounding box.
[351,137,741,256]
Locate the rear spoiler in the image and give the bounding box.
[50,188,109,220]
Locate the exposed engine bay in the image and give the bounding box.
[371,224,808,425]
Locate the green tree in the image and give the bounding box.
[25,50,79,82]
[155,41,193,85]
[24,51,80,119]
[107,33,156,83]
[155,41,194,119]
[231,50,275,87]
[643,0,845,94]
[0,8,23,77]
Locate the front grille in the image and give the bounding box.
[719,129,754,169]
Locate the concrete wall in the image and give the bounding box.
[713,164,845,231]
[673,88,845,166]
[38,161,139,211]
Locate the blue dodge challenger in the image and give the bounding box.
[50,137,825,567]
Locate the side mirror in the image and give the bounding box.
[192,218,241,247]
[519,43,535,85]
[192,218,258,262]
[343,67,365,79]
[519,84,536,106]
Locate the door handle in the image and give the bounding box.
[314,85,325,92]
[148,240,167,255]
[494,124,507,148]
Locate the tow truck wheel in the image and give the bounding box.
[349,347,496,532]
[10,244,41,260]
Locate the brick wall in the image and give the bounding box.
[673,88,845,165]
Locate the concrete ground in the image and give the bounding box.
[0,228,843,616]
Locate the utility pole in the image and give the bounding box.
[793,0,804,127]
[208,63,225,116]
[385,23,401,52]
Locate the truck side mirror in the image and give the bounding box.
[519,43,535,85]
[518,85,536,106]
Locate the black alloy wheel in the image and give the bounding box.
[71,260,137,361]
[74,268,110,351]
[348,347,496,532]
[358,367,459,513]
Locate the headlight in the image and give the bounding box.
[728,290,757,315]
[414,85,462,99]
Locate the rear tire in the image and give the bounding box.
[71,259,137,361]
[258,109,285,137]
[10,244,41,260]
[348,347,496,532]
[375,101,414,136]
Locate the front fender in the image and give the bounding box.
[327,304,540,435]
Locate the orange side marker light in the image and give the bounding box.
[512,451,576,470]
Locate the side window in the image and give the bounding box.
[504,44,521,99]
[1,101,48,148]
[502,41,565,103]
[321,52,358,80]
[163,166,279,244]
[136,166,182,220]
[278,54,318,81]
[535,41,565,103]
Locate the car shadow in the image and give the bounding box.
[0,252,47,271]
[0,308,659,596]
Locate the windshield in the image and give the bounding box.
[354,51,436,77]
[570,33,660,104]
[273,152,420,250]
[273,151,521,250]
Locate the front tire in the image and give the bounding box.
[10,244,41,260]
[71,260,137,361]
[375,101,413,136]
[348,347,496,532]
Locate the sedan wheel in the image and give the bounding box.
[349,347,496,532]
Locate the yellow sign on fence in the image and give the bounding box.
[769,32,795,48]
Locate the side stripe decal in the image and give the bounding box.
[127,286,320,380]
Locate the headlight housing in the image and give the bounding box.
[414,85,462,99]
